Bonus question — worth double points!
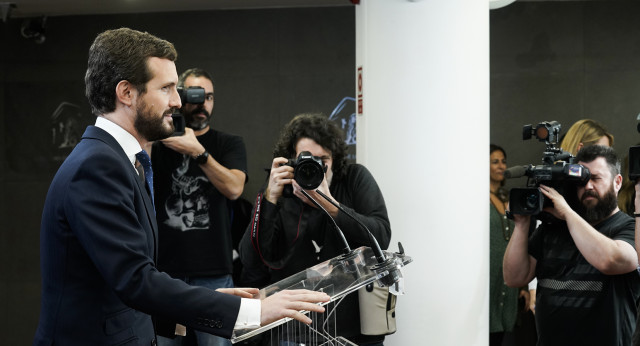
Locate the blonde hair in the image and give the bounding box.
[559,119,614,156]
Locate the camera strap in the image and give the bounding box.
[249,192,287,270]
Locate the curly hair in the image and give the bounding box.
[85,28,177,116]
[273,113,348,179]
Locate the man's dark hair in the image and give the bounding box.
[576,144,621,177]
[85,28,178,115]
[178,68,214,88]
[273,113,348,179]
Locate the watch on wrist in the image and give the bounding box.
[193,151,209,165]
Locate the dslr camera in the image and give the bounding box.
[508,121,591,215]
[282,151,327,196]
[171,86,206,136]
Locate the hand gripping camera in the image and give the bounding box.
[508,121,591,215]
[171,86,206,136]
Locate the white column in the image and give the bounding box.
[355,1,489,345]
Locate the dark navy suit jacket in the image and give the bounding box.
[34,126,241,345]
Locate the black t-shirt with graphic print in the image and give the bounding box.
[152,128,247,277]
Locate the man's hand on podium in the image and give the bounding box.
[217,287,259,298]
[260,290,330,326]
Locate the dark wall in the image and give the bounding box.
[0,7,355,344]
[491,0,640,191]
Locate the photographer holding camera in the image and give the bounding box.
[151,68,248,346]
[238,113,392,346]
[503,145,640,346]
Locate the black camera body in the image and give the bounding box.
[286,151,326,190]
[177,86,205,105]
[171,114,185,136]
[509,162,590,215]
[281,151,327,196]
[629,146,640,181]
[509,121,591,215]
[170,86,205,137]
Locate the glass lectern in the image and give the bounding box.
[231,246,412,345]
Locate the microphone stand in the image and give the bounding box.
[299,189,353,257]
[314,190,386,263]
[313,190,402,286]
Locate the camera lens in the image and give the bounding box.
[525,193,539,211]
[294,160,324,190]
[509,187,542,215]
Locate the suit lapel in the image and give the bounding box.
[82,126,159,262]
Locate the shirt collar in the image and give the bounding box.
[94,116,142,167]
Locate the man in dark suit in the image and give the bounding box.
[34,28,329,346]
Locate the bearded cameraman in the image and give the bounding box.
[503,145,639,346]
[151,68,248,346]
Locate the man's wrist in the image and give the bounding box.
[234,298,261,330]
[193,150,209,165]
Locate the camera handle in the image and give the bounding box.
[506,209,514,220]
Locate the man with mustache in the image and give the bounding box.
[151,68,248,346]
[503,145,640,346]
[34,29,329,346]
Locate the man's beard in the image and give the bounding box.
[576,185,618,223]
[184,105,211,130]
[134,99,175,142]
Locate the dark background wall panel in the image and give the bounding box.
[1,183,46,345]
[491,3,585,74]
[583,2,640,68]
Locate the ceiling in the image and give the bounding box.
[0,0,613,21]
[2,0,353,19]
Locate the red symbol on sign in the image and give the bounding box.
[357,66,363,115]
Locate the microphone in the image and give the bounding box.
[504,165,528,179]
[313,190,402,286]
[314,190,387,263]
[299,189,352,256]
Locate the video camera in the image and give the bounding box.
[177,86,205,105]
[508,121,591,215]
[171,86,206,136]
[281,151,327,196]
[629,114,640,180]
[630,146,640,181]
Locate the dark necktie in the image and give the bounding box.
[135,150,155,212]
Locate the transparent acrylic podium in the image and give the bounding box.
[231,245,412,345]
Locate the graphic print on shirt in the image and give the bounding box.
[163,155,211,231]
